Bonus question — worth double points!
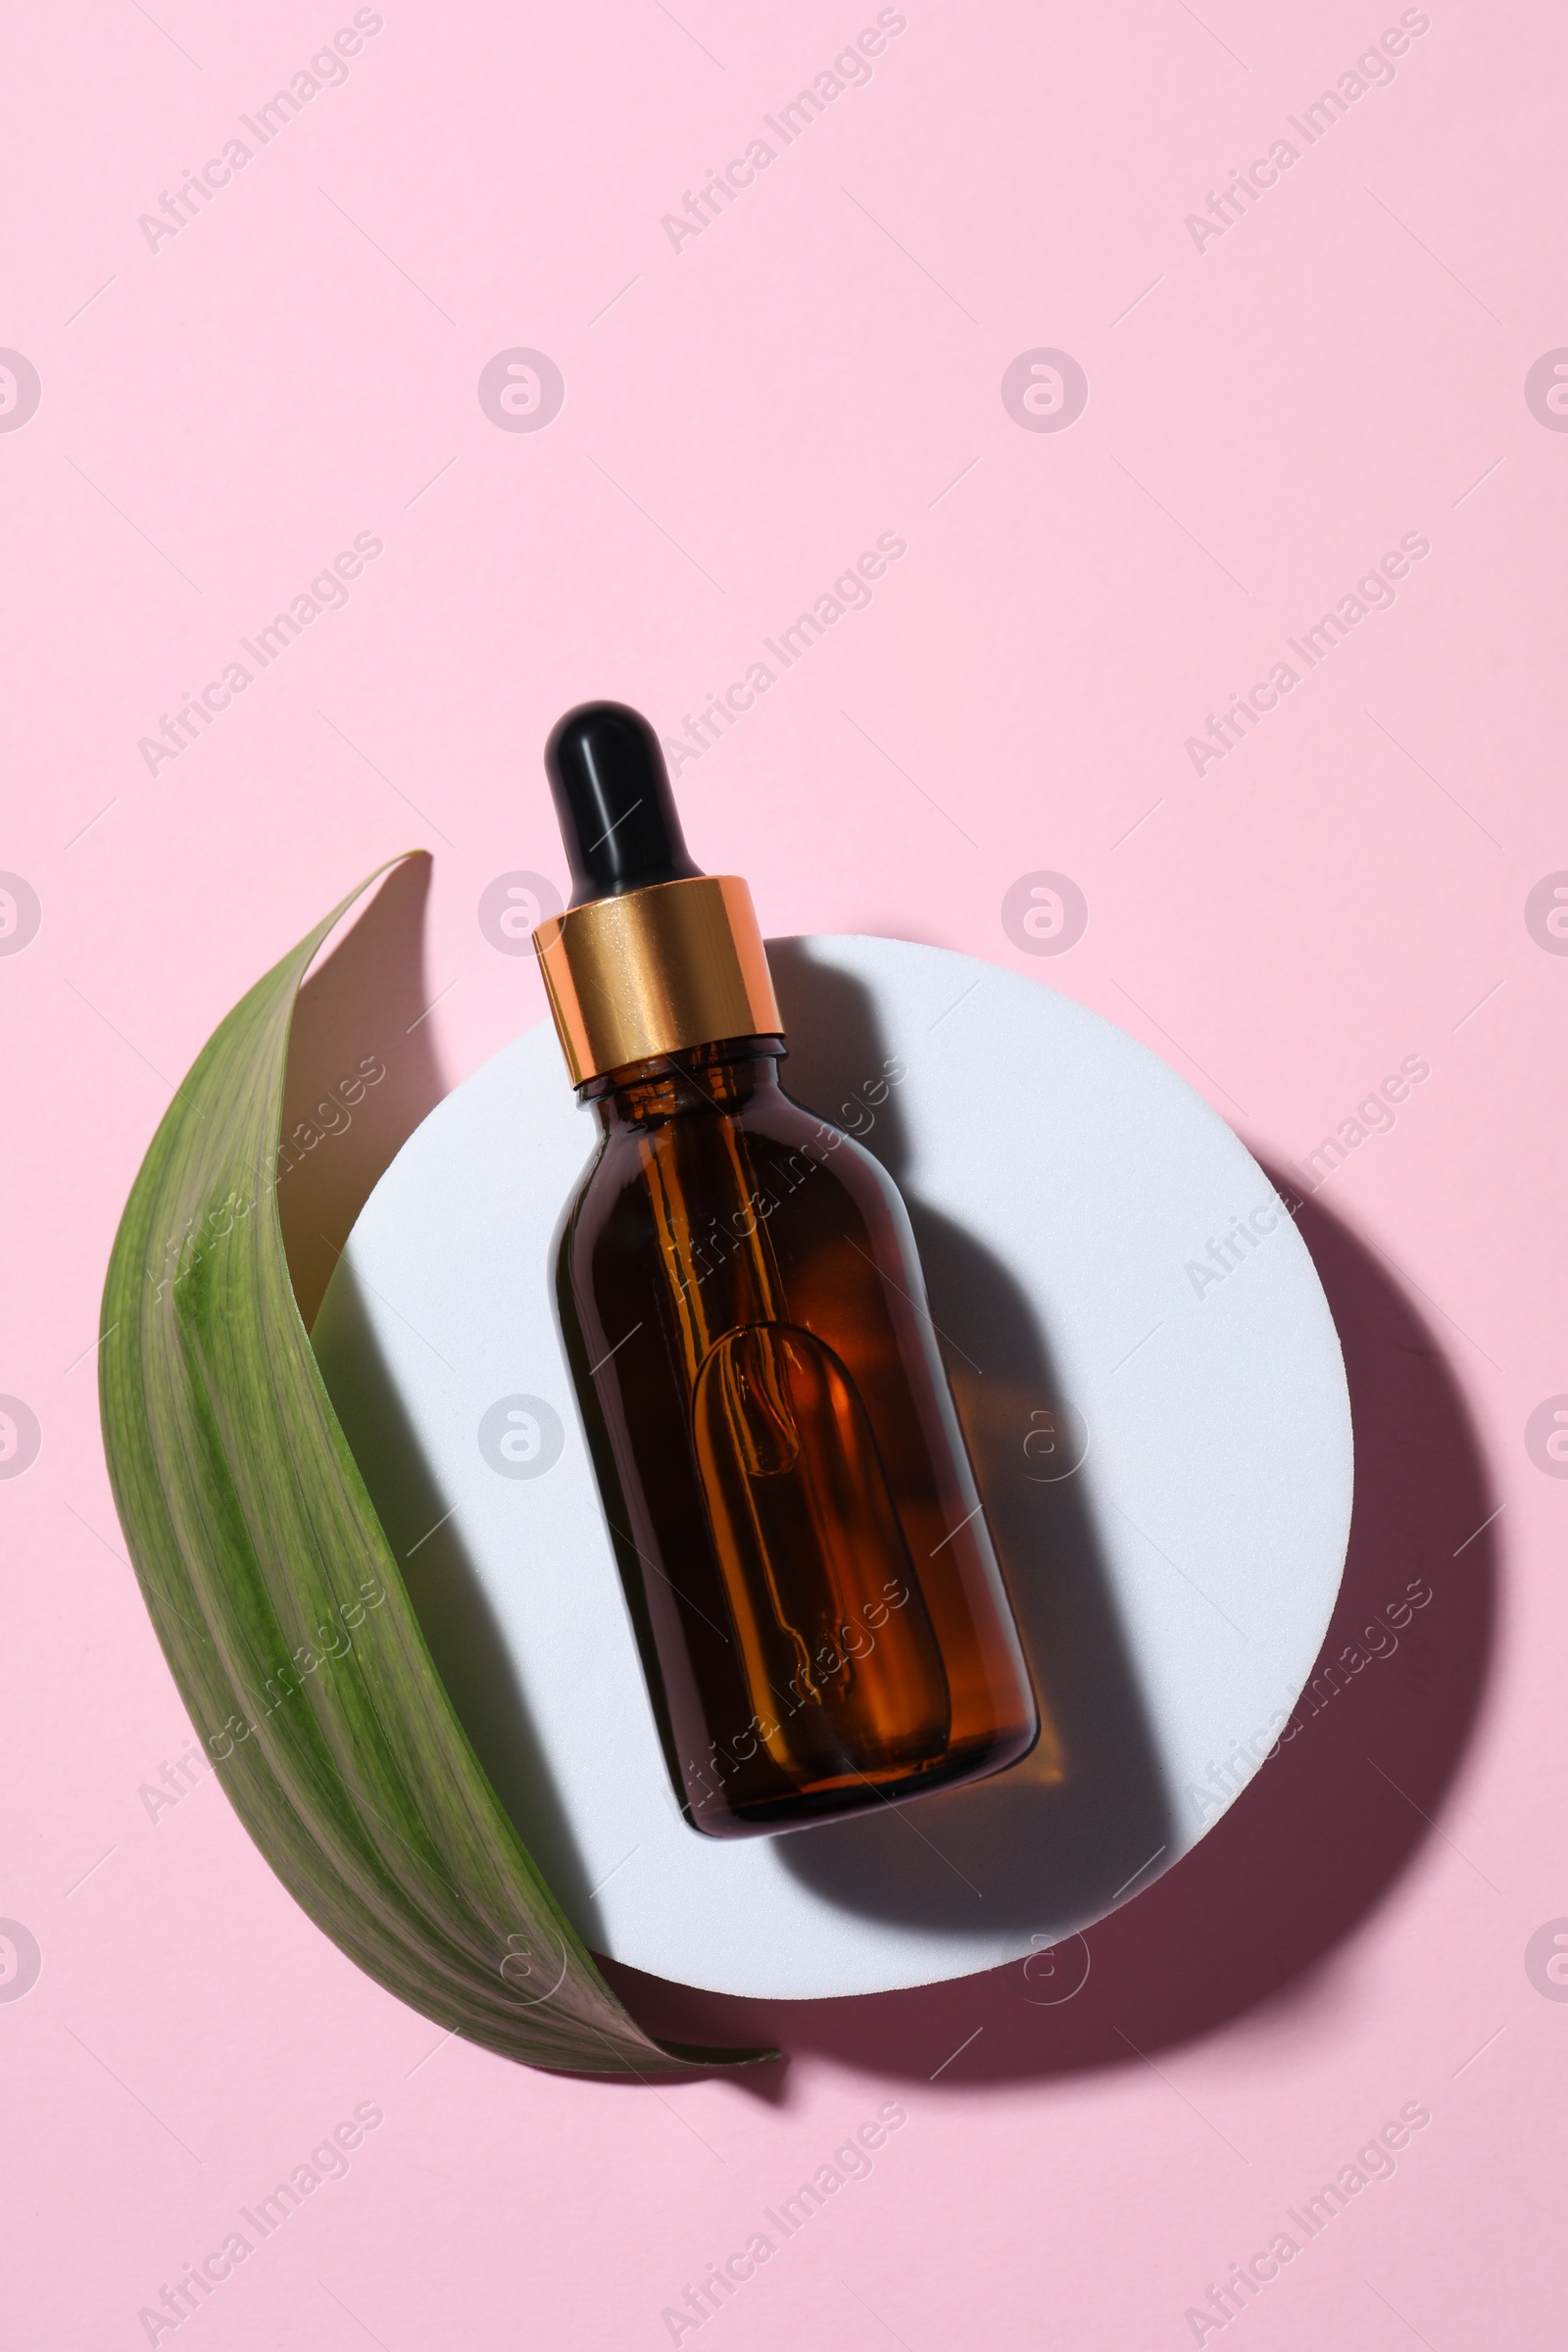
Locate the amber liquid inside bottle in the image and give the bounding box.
[555,1033,1039,1837]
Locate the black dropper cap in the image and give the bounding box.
[544,701,704,908]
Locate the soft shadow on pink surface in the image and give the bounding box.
[278,855,451,1330]
[598,1174,1499,2092]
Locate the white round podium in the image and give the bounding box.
[312,937,1351,1999]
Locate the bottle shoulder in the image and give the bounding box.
[588,1085,901,1194]
[768,1084,906,1208]
[561,1085,914,1278]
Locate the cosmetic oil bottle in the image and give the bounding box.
[533,702,1038,1837]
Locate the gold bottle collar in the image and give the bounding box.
[531,874,783,1085]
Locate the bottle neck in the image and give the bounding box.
[582,1035,785,1133]
[534,875,781,1086]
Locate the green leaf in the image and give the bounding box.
[99,862,774,2078]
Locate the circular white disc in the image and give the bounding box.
[312,938,1351,1999]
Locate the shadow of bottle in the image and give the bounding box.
[760,940,1175,1938]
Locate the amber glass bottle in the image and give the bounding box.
[533,704,1038,1837]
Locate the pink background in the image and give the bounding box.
[3,0,1565,2344]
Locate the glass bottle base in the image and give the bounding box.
[686,1717,1040,1838]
